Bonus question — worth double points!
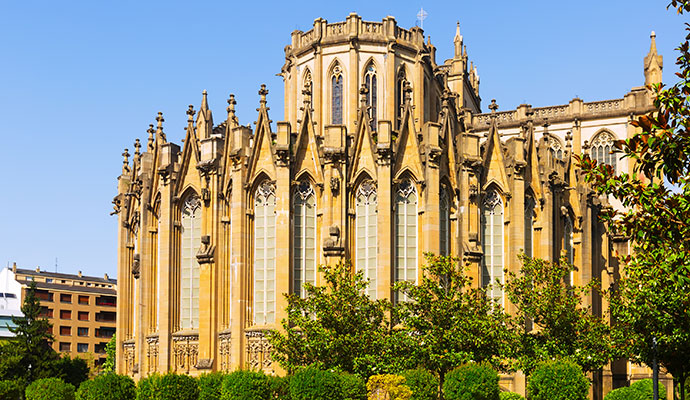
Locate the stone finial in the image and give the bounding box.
[543,118,550,133]
[122,148,130,172]
[201,90,209,111]
[259,84,269,106]
[565,130,573,150]
[359,84,369,108]
[302,81,312,108]
[227,94,236,116]
[134,138,141,156]
[156,112,166,143]
[187,105,196,123]
[403,80,413,105]
[488,99,498,113]
[147,124,155,150]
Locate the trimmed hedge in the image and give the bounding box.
[25,378,75,400]
[199,373,225,400]
[401,369,438,400]
[604,379,667,400]
[290,367,342,400]
[527,360,588,400]
[268,376,291,400]
[136,374,162,400]
[159,374,198,400]
[499,392,525,400]
[339,373,366,400]
[76,374,136,400]
[367,374,412,400]
[443,363,499,400]
[0,380,21,400]
[222,370,270,400]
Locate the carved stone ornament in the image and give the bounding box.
[172,333,199,373]
[294,181,315,201]
[482,190,502,211]
[219,331,232,371]
[182,195,201,217]
[196,235,215,265]
[132,253,141,279]
[330,176,340,192]
[195,358,214,370]
[245,330,273,372]
[323,224,344,257]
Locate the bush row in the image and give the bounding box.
[18,360,592,400]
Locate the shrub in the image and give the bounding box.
[443,363,499,400]
[159,373,198,400]
[499,392,525,400]
[136,374,162,400]
[367,374,412,400]
[25,378,75,400]
[401,369,438,400]
[199,373,225,400]
[222,370,270,400]
[0,380,21,400]
[76,373,136,400]
[603,379,667,400]
[527,360,588,400]
[290,367,342,400]
[339,373,366,400]
[268,376,291,400]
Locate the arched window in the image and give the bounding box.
[440,187,451,256]
[395,179,418,302]
[331,64,343,125]
[293,181,316,298]
[254,181,276,325]
[548,136,564,160]
[364,63,377,131]
[154,204,161,331]
[524,196,535,258]
[563,216,574,286]
[180,194,201,330]
[590,131,617,173]
[356,180,378,298]
[481,190,504,305]
[396,69,406,129]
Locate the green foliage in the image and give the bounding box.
[75,374,136,400]
[396,255,514,385]
[268,375,291,400]
[198,372,225,400]
[499,392,524,400]
[339,373,366,400]
[25,378,75,400]
[400,369,438,400]
[442,363,499,400]
[604,379,666,400]
[135,374,162,400]
[0,380,22,400]
[158,373,198,400]
[289,366,342,400]
[367,375,411,400]
[101,335,116,374]
[221,370,270,400]
[268,262,405,377]
[48,356,90,389]
[527,360,588,400]
[505,254,615,374]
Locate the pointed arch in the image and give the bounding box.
[179,189,201,330]
[440,181,453,256]
[394,177,418,303]
[481,187,505,305]
[395,65,409,130]
[547,134,565,161]
[362,58,378,132]
[328,59,345,125]
[353,174,378,298]
[252,178,276,326]
[590,129,617,173]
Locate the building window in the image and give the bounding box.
[396,69,407,129]
[564,216,574,286]
[590,131,617,173]
[548,136,564,160]
[59,326,71,336]
[364,63,377,131]
[293,181,316,298]
[78,295,89,305]
[77,327,88,337]
[254,181,276,325]
[524,196,535,258]
[59,342,71,352]
[39,307,53,318]
[394,180,418,302]
[440,187,451,256]
[78,311,89,321]
[45,278,53,283]
[35,290,53,302]
[331,64,343,125]
[355,180,378,298]
[60,294,71,303]
[77,343,89,353]
[481,190,504,305]
[180,194,201,330]
[60,310,71,320]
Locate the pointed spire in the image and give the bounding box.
[156,112,166,143]
[122,148,130,173]
[147,124,155,150]
[226,94,238,126]
[454,21,463,58]
[258,84,269,107]
[200,89,209,112]
[134,138,141,156]
[644,30,663,86]
[649,31,657,55]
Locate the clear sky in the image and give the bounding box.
[0,1,685,278]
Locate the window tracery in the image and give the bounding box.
[548,136,564,160]
[590,131,617,173]
[180,194,201,330]
[481,190,504,305]
[364,63,377,131]
[331,64,343,124]
[254,181,276,325]
[355,179,377,298]
[293,181,316,298]
[394,179,418,302]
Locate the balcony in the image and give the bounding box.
[95,295,116,307]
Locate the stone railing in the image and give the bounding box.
[172,332,199,374]
[299,28,316,48]
[586,99,624,114]
[395,26,412,42]
[533,104,569,119]
[475,111,517,126]
[362,21,383,34]
[327,22,346,36]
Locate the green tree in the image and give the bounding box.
[102,334,116,373]
[395,255,514,394]
[268,262,409,377]
[577,2,690,399]
[504,254,616,374]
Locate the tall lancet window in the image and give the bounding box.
[254,181,276,325]
[524,196,535,258]
[355,180,378,298]
[293,181,316,298]
[395,179,418,302]
[481,190,504,305]
[364,63,377,131]
[155,205,161,331]
[396,69,406,129]
[590,131,617,173]
[180,194,201,330]
[331,64,343,125]
[563,216,574,286]
[440,187,451,256]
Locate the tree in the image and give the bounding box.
[102,334,116,373]
[577,2,690,399]
[268,262,410,377]
[504,254,617,375]
[395,254,515,394]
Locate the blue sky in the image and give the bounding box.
[0,1,685,278]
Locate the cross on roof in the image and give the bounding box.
[417,7,428,29]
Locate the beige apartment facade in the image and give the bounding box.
[113,14,666,398]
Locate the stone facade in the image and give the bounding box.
[114,14,668,399]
